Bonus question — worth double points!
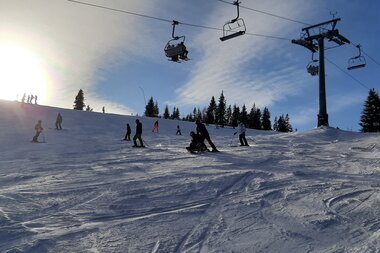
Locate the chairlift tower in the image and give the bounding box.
[292,18,350,127]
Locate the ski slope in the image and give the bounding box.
[0,100,379,253]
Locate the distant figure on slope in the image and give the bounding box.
[176,125,182,135]
[55,113,63,130]
[34,95,38,104]
[124,123,131,141]
[133,119,144,147]
[235,121,249,146]
[196,119,218,152]
[102,106,105,113]
[152,120,159,133]
[186,131,208,153]
[32,120,43,142]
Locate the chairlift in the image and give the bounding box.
[220,1,246,41]
[347,44,366,70]
[164,21,189,63]
[306,52,319,76]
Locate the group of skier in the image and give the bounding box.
[32,113,63,142]
[32,114,250,151]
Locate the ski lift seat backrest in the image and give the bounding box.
[347,56,366,70]
[220,18,246,41]
[165,42,187,58]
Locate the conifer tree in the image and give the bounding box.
[153,101,159,117]
[249,104,261,130]
[239,104,249,125]
[216,91,227,127]
[231,104,240,128]
[206,96,217,124]
[275,114,293,132]
[226,105,232,126]
[360,88,380,132]
[261,107,272,130]
[163,105,170,119]
[144,97,155,117]
[73,89,85,110]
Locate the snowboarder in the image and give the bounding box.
[235,122,249,146]
[176,125,182,135]
[32,120,43,142]
[196,119,218,152]
[186,131,209,153]
[152,120,159,133]
[124,123,131,141]
[55,113,63,130]
[133,119,144,147]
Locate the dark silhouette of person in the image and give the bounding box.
[124,123,131,141]
[34,95,38,104]
[235,122,249,146]
[102,106,105,113]
[55,113,63,130]
[176,125,182,135]
[186,131,208,153]
[32,120,43,142]
[133,119,144,147]
[196,119,218,152]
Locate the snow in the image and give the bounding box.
[0,99,379,253]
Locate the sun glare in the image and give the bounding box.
[0,44,48,102]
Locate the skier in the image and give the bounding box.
[102,106,105,113]
[195,119,218,152]
[133,119,144,147]
[176,125,182,135]
[55,113,63,130]
[186,131,208,153]
[124,123,131,141]
[32,120,43,142]
[235,121,249,146]
[152,120,159,133]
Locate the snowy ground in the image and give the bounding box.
[0,100,379,253]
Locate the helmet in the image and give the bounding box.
[190,131,195,137]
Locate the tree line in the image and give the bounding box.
[143,91,293,132]
[73,88,380,133]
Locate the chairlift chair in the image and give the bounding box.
[164,21,189,62]
[220,1,246,41]
[347,45,366,70]
[306,53,319,76]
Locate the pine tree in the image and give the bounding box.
[153,101,159,117]
[206,96,217,124]
[144,97,155,117]
[360,88,380,132]
[226,105,232,126]
[273,116,278,131]
[261,107,272,130]
[239,104,248,125]
[73,89,85,110]
[285,114,293,132]
[231,104,240,128]
[275,114,293,132]
[249,104,261,130]
[216,91,227,127]
[163,105,170,119]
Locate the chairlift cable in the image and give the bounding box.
[325,57,371,90]
[215,0,311,26]
[67,0,291,41]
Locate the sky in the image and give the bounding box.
[0,100,379,252]
[1,0,379,131]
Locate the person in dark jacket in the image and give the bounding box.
[32,120,43,142]
[186,131,208,153]
[55,113,63,130]
[124,123,131,141]
[196,119,218,152]
[133,119,144,147]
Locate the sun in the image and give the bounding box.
[0,44,49,102]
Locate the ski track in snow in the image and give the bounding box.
[0,101,379,252]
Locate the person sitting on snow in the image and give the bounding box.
[186,131,209,153]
